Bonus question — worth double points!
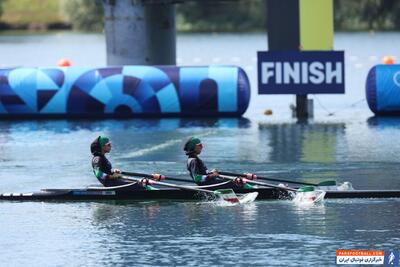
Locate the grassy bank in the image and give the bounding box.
[0,0,69,30]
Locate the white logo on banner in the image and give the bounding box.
[389,252,395,264]
[261,61,343,85]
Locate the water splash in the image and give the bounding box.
[293,190,326,207]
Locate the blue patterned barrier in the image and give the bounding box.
[0,66,250,118]
[366,64,400,116]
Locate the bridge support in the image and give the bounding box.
[102,0,176,66]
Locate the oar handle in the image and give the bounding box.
[219,171,318,186]
[121,171,191,183]
[218,175,297,192]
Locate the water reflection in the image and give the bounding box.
[258,123,345,163]
[0,117,251,134]
[367,116,400,129]
[291,202,329,236]
[86,199,400,266]
[90,201,261,265]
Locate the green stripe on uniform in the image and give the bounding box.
[94,169,104,179]
[193,174,203,183]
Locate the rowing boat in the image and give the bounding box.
[1,183,400,201]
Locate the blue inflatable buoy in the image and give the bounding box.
[0,65,250,118]
[366,64,400,115]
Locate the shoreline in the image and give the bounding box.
[0,21,71,31]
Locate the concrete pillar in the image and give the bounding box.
[103,0,176,66]
[145,4,176,65]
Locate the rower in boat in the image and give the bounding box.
[183,137,253,189]
[90,136,158,190]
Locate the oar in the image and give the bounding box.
[218,174,298,192]
[218,174,325,203]
[121,175,240,203]
[121,171,192,183]
[219,171,336,187]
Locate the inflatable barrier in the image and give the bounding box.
[0,66,250,118]
[366,64,400,115]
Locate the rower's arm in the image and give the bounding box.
[94,168,121,180]
[188,159,208,183]
[92,156,114,182]
[93,167,108,180]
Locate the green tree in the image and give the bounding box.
[176,0,266,32]
[334,0,400,31]
[56,0,400,33]
[61,0,103,31]
[0,0,6,17]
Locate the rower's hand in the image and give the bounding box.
[206,170,219,180]
[141,178,155,186]
[234,177,247,185]
[152,173,165,181]
[112,168,121,174]
[209,169,219,177]
[141,178,150,186]
[244,173,256,180]
[110,172,122,179]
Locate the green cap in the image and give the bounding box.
[184,137,201,152]
[98,136,110,148]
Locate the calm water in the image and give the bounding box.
[1,32,400,266]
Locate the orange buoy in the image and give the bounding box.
[264,109,273,115]
[382,56,394,65]
[57,58,72,67]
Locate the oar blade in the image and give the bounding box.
[238,192,259,204]
[317,180,336,186]
[214,189,258,204]
[294,186,326,205]
[297,185,315,192]
[214,189,240,203]
[316,180,337,190]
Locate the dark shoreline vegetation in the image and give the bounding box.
[0,0,400,33]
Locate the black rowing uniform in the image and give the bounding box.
[92,154,138,187]
[186,155,254,189]
[186,155,219,186]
